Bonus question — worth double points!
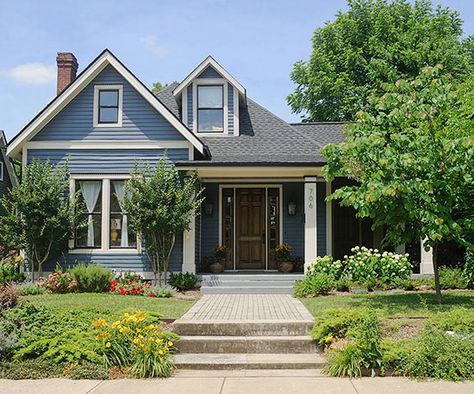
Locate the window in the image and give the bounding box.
[110,181,136,248]
[0,162,3,181]
[75,181,102,248]
[197,85,224,133]
[93,85,123,127]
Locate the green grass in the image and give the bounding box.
[300,291,474,318]
[23,293,196,319]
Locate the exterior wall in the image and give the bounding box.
[227,83,234,135]
[33,65,185,141]
[282,183,305,258]
[27,148,188,173]
[186,84,193,129]
[197,66,222,79]
[200,183,219,259]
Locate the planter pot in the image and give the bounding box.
[209,261,224,274]
[278,261,294,273]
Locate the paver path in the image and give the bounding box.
[178,294,313,322]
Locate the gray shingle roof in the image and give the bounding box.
[156,85,346,165]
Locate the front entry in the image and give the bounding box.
[236,188,265,269]
[221,186,281,271]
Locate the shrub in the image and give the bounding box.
[39,270,77,293]
[149,287,173,298]
[345,247,412,285]
[0,359,64,379]
[0,328,17,361]
[168,272,198,291]
[16,282,45,296]
[335,277,351,292]
[65,361,109,380]
[0,263,25,286]
[0,284,19,312]
[93,311,177,378]
[68,263,113,293]
[110,278,155,297]
[426,308,474,335]
[305,256,344,280]
[294,273,335,297]
[439,267,468,290]
[463,250,474,289]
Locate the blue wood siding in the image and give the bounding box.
[317,182,327,256]
[0,158,13,215]
[44,233,183,273]
[200,183,219,259]
[27,148,188,174]
[33,65,185,141]
[283,183,305,257]
[197,66,222,79]
[227,83,234,135]
[187,84,193,128]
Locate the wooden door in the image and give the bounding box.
[236,188,265,269]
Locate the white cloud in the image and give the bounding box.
[140,35,168,56]
[8,63,55,85]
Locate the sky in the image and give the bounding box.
[0,0,473,141]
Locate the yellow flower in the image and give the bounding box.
[133,338,141,344]
[105,342,111,348]
[325,335,334,344]
[167,341,173,347]
[159,350,164,355]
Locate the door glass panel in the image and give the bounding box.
[268,188,280,269]
[222,188,234,269]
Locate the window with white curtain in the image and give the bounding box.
[110,180,136,248]
[75,180,102,248]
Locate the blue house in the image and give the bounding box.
[7,50,433,275]
[0,130,17,216]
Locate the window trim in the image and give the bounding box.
[69,175,140,254]
[197,85,224,133]
[93,85,123,128]
[0,161,3,181]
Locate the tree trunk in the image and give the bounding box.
[432,243,442,304]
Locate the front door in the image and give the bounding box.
[236,188,265,269]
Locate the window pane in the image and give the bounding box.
[198,109,224,132]
[198,86,223,108]
[76,214,102,248]
[99,90,118,106]
[110,180,135,248]
[76,181,102,248]
[99,107,119,123]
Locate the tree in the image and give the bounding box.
[0,159,82,280]
[151,82,168,94]
[288,0,473,122]
[322,65,474,304]
[124,158,203,285]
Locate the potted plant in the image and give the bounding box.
[274,243,294,273]
[209,245,227,273]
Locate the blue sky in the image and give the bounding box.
[0,0,472,141]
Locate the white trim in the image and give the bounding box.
[70,174,132,180]
[420,238,434,274]
[193,81,229,136]
[7,50,206,159]
[0,162,3,181]
[25,140,190,150]
[21,146,27,173]
[179,166,324,179]
[173,56,246,98]
[69,249,142,255]
[202,178,306,183]
[233,86,240,136]
[183,197,196,274]
[68,178,76,250]
[182,86,188,125]
[223,82,228,135]
[218,184,283,271]
[101,179,110,251]
[325,181,333,256]
[93,85,123,128]
[304,177,318,266]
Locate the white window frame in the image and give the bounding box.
[0,161,3,181]
[93,85,123,128]
[192,79,228,136]
[69,174,140,254]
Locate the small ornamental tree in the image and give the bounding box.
[124,158,203,285]
[0,159,82,280]
[323,65,474,304]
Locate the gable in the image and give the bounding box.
[197,66,222,79]
[33,65,185,142]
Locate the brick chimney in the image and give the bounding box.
[56,52,78,95]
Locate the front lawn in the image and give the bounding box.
[301,290,474,318]
[23,292,196,319]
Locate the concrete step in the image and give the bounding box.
[173,353,326,370]
[202,280,300,288]
[201,274,304,282]
[172,321,313,336]
[176,335,318,354]
[200,286,294,294]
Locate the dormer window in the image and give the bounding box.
[93,85,123,128]
[197,85,224,133]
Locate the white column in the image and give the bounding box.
[304,177,318,271]
[325,181,332,256]
[420,238,434,274]
[182,213,196,273]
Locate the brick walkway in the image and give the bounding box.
[179,295,313,322]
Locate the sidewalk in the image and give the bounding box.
[2,370,473,394]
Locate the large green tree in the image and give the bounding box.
[323,66,474,304]
[288,0,473,122]
[124,158,203,285]
[0,160,82,279]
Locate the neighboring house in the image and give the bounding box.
[0,130,17,216]
[6,50,433,274]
